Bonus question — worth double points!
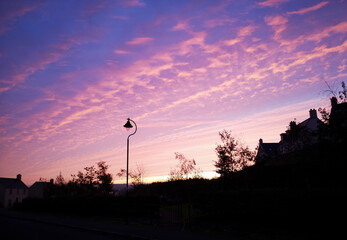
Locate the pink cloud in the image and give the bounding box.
[152,52,173,62]
[238,25,257,37]
[56,105,105,129]
[114,49,130,54]
[0,87,10,94]
[222,25,256,47]
[305,21,347,43]
[265,15,288,41]
[288,1,329,15]
[270,40,347,74]
[203,18,235,28]
[265,15,288,26]
[126,37,153,45]
[268,20,347,51]
[257,0,289,7]
[208,54,232,68]
[172,20,191,31]
[223,38,240,46]
[177,31,207,54]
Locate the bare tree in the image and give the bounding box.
[168,152,201,181]
[55,172,65,185]
[322,80,346,102]
[319,81,347,124]
[117,163,147,186]
[131,163,147,186]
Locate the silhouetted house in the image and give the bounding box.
[279,109,323,154]
[329,97,347,140]
[0,174,28,208]
[29,179,54,198]
[255,139,279,164]
[256,109,324,164]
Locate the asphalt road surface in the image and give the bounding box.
[0,215,131,240]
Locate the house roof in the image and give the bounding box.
[260,143,279,157]
[30,181,51,190]
[0,178,28,189]
[298,117,323,131]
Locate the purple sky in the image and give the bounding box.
[1,0,346,185]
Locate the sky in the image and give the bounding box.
[0,0,346,185]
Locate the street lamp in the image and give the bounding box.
[123,118,137,194]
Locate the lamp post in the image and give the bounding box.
[123,118,137,194]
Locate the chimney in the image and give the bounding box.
[331,97,338,107]
[50,179,54,184]
[289,121,296,130]
[259,138,263,144]
[309,109,317,118]
[16,174,22,181]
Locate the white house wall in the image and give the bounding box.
[3,188,28,208]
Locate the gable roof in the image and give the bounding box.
[0,178,28,189]
[260,143,279,157]
[298,117,323,131]
[30,181,51,190]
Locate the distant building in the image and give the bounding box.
[278,109,323,154]
[256,97,347,165]
[0,174,28,208]
[29,179,54,198]
[255,109,323,164]
[329,97,347,140]
[255,139,279,164]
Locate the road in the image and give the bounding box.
[0,215,131,240]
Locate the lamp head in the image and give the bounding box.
[123,118,133,131]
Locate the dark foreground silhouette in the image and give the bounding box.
[14,138,346,239]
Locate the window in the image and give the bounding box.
[9,188,12,194]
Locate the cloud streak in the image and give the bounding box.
[257,0,289,8]
[288,1,329,15]
[126,37,153,45]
